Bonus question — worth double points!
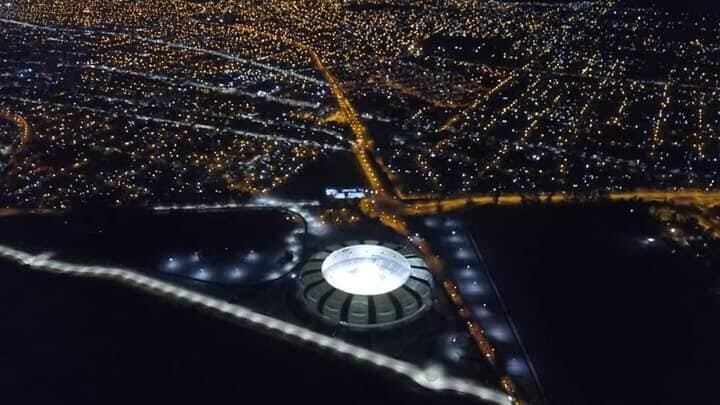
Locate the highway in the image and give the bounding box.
[307,47,528,403]
[0,242,511,405]
[401,189,720,216]
[3,14,718,404]
[305,44,720,405]
[307,48,392,196]
[0,18,325,87]
[0,95,347,153]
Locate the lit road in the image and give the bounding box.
[305,48,529,403]
[440,73,518,132]
[314,60,720,399]
[299,45,720,405]
[399,190,720,216]
[0,109,32,149]
[0,242,512,405]
[0,108,32,170]
[307,48,391,196]
[422,217,544,401]
[72,63,323,109]
[0,18,325,86]
[381,77,461,109]
[0,95,348,153]
[3,8,720,405]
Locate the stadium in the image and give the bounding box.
[298,240,434,330]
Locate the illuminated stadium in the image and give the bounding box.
[299,240,434,330]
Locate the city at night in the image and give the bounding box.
[0,1,719,404]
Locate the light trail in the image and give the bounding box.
[0,243,512,405]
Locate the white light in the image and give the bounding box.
[229,267,245,279]
[322,245,410,296]
[165,257,180,271]
[0,242,510,405]
[246,250,260,262]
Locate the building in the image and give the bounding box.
[298,240,434,330]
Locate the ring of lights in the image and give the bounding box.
[299,240,434,330]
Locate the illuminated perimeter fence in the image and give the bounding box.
[0,244,512,405]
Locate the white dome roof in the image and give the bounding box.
[321,244,411,295]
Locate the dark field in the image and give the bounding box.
[0,263,488,405]
[0,208,497,405]
[467,203,720,404]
